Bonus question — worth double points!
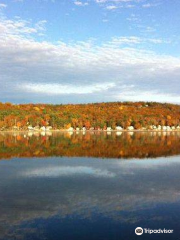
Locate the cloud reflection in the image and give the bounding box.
[23,166,116,178]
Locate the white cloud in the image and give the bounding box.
[126,14,140,22]
[95,0,161,9]
[74,1,89,6]
[102,19,109,22]
[110,36,169,46]
[22,82,115,95]
[142,3,152,8]
[24,166,115,178]
[95,0,133,2]
[142,3,160,8]
[0,3,7,8]
[116,90,180,104]
[111,36,142,45]
[0,16,180,103]
[0,18,47,36]
[106,5,118,10]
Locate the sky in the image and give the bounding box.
[0,0,180,104]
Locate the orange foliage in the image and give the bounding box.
[0,101,180,130]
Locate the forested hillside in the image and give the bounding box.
[0,102,180,130]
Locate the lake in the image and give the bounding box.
[0,131,180,240]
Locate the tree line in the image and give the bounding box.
[0,101,180,130]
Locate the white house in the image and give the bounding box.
[34,126,40,131]
[116,126,123,131]
[82,127,86,131]
[76,127,80,131]
[157,125,162,130]
[46,126,52,131]
[107,127,112,131]
[40,126,46,131]
[127,126,134,131]
[28,125,34,131]
[67,127,74,132]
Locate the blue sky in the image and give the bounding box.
[0,0,180,103]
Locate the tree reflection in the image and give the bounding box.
[0,131,180,159]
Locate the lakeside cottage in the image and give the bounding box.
[116,126,123,131]
[28,125,34,131]
[157,125,162,130]
[34,126,40,131]
[40,126,46,131]
[67,127,74,132]
[46,126,52,131]
[127,126,134,131]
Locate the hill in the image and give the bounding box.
[0,101,180,131]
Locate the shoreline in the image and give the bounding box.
[1,129,180,133]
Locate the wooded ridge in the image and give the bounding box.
[0,101,180,131]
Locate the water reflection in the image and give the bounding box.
[1,131,180,159]
[1,132,180,239]
[0,157,180,239]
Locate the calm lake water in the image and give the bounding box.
[0,131,180,240]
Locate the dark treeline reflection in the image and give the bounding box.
[1,131,180,159]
